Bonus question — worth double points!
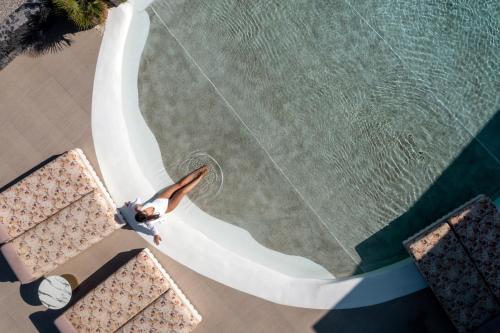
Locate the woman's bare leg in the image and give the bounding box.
[158,165,208,199]
[166,170,207,213]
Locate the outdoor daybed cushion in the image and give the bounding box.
[405,222,499,333]
[115,285,201,333]
[1,190,121,283]
[0,149,100,243]
[404,195,500,333]
[446,195,499,299]
[55,248,202,333]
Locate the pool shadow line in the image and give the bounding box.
[313,287,456,333]
[353,110,500,274]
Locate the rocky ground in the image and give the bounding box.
[0,0,47,69]
[0,0,77,70]
[0,0,26,22]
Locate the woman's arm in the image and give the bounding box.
[153,234,162,245]
[144,221,162,245]
[126,198,162,245]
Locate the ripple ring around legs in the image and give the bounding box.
[176,151,224,202]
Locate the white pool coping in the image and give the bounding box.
[91,1,427,309]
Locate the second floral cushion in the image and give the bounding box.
[63,249,171,333]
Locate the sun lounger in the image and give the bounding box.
[114,288,201,333]
[446,195,499,299]
[404,195,500,333]
[0,148,124,283]
[0,149,102,243]
[54,248,201,333]
[1,190,121,283]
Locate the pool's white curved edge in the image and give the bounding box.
[92,2,427,309]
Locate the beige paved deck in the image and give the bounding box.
[0,27,454,333]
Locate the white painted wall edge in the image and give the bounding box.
[91,1,427,309]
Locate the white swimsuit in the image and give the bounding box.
[143,198,169,217]
[132,197,169,236]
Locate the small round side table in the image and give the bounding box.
[38,275,73,310]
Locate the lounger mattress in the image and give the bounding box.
[63,249,171,333]
[6,190,120,282]
[0,149,99,243]
[405,221,499,332]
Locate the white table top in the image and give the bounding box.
[38,275,72,310]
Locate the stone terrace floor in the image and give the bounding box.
[0,26,456,333]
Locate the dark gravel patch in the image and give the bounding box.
[0,0,77,69]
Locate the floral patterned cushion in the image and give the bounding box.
[0,149,98,242]
[116,288,202,333]
[64,250,171,333]
[9,190,120,280]
[447,196,499,300]
[405,221,500,333]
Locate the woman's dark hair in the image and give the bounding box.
[135,211,160,223]
[135,211,148,223]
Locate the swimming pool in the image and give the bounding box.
[92,0,499,307]
[137,0,500,276]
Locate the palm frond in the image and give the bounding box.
[51,0,107,30]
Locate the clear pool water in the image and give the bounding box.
[138,0,500,276]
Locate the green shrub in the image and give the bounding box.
[51,0,107,30]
